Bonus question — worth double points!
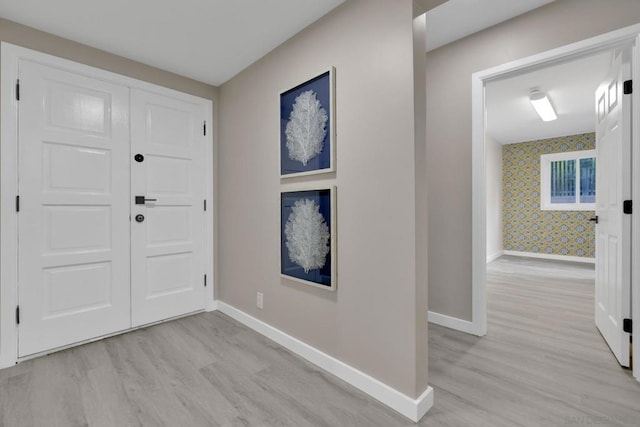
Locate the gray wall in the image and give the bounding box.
[427,0,640,321]
[218,0,428,397]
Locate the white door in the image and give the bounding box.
[130,89,207,327]
[594,48,632,367]
[18,61,131,356]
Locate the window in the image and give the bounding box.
[540,150,595,211]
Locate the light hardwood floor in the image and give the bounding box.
[425,256,640,427]
[0,256,639,426]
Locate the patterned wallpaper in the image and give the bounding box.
[502,133,595,258]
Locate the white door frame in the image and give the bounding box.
[0,42,216,368]
[471,24,640,381]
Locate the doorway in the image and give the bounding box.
[471,25,640,381]
[0,43,215,366]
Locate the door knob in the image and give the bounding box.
[135,196,157,205]
[134,154,144,162]
[135,214,144,223]
[589,215,599,224]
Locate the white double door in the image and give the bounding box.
[18,60,207,357]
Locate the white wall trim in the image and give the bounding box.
[206,300,219,312]
[503,250,595,264]
[0,42,216,368]
[204,96,216,315]
[0,42,20,369]
[472,68,488,337]
[487,250,504,263]
[428,311,475,335]
[216,301,433,422]
[539,150,597,211]
[472,23,640,380]
[632,34,640,383]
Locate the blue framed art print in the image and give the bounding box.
[280,187,336,290]
[280,67,335,178]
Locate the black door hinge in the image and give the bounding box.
[204,274,207,287]
[623,200,632,214]
[204,199,207,211]
[624,80,632,95]
[203,121,206,136]
[623,318,632,334]
[16,79,20,101]
[15,195,20,212]
[16,306,20,324]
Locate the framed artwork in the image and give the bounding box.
[280,186,336,290]
[280,67,335,178]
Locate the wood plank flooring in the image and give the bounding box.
[426,256,640,427]
[0,310,411,427]
[0,255,638,426]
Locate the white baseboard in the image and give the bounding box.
[486,250,503,263]
[216,301,433,422]
[503,250,595,264]
[206,299,218,312]
[428,311,475,335]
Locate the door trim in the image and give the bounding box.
[0,42,216,368]
[470,24,640,380]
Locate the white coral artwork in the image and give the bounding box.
[285,90,328,166]
[284,198,330,273]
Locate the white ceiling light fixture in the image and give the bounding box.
[529,89,557,122]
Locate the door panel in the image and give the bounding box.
[43,262,112,318]
[594,48,632,367]
[44,206,111,252]
[43,143,112,193]
[146,253,193,297]
[131,89,206,327]
[147,207,191,245]
[18,61,130,357]
[146,155,191,194]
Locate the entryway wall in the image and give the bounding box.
[1,4,433,420]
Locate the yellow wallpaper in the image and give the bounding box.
[502,133,595,258]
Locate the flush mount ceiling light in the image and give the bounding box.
[529,89,557,122]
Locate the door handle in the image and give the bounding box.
[589,215,599,224]
[135,196,157,205]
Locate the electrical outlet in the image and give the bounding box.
[257,292,264,309]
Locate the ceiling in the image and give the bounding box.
[425,0,555,52]
[0,0,609,142]
[0,0,559,87]
[425,0,608,145]
[0,0,345,86]
[485,51,613,145]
